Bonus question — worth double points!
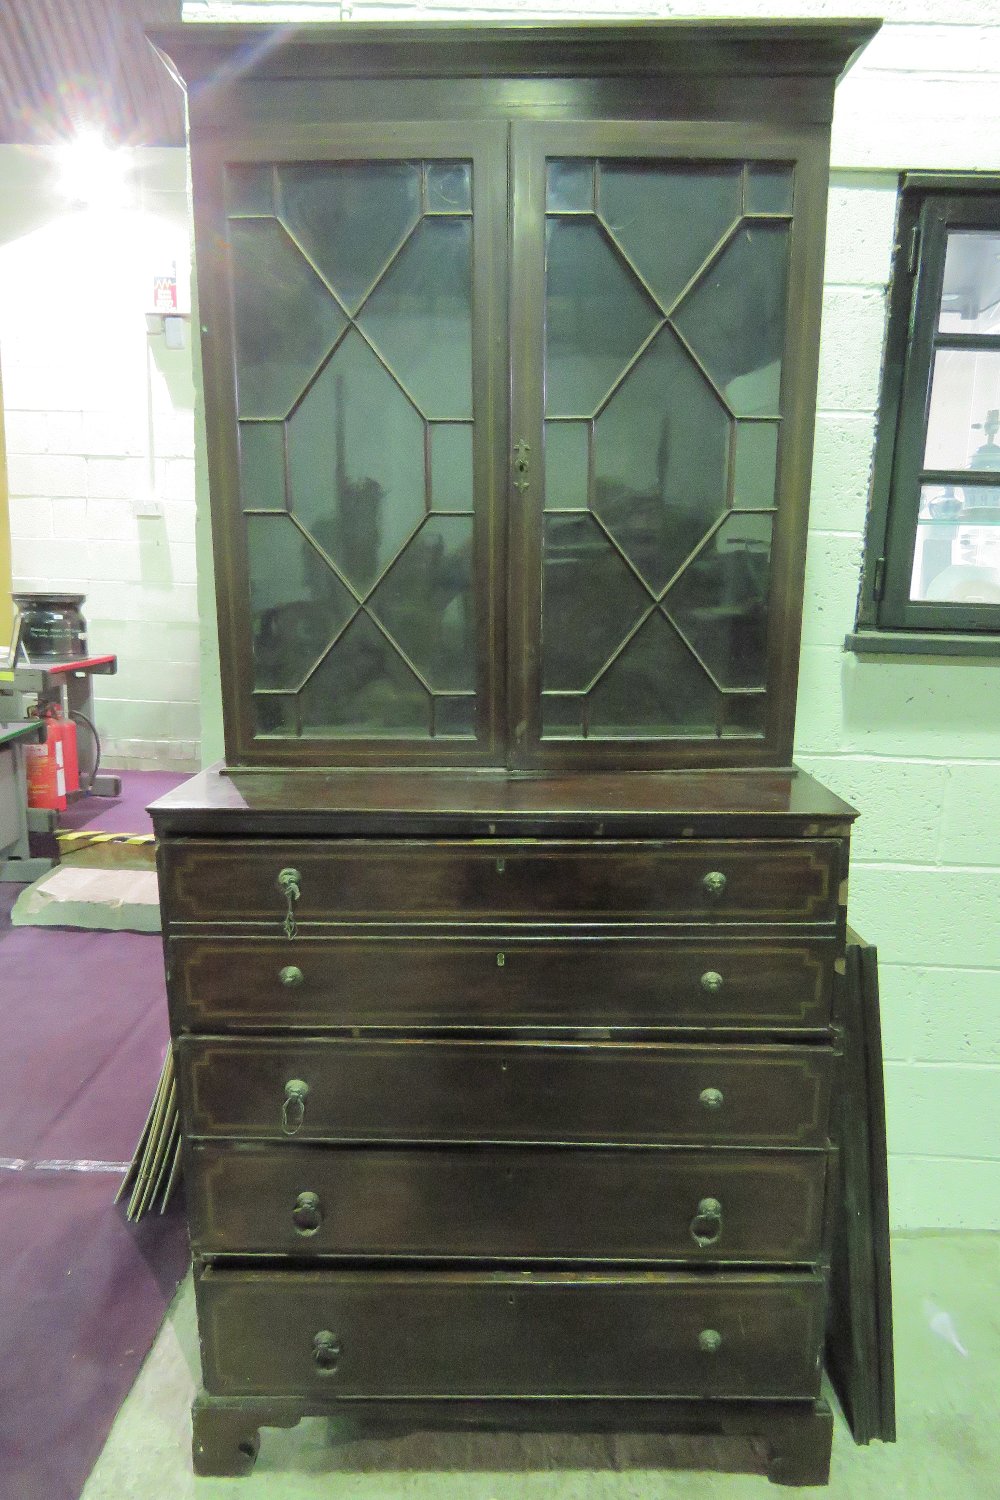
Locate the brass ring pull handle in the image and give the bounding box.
[699,1328,723,1354]
[702,870,727,899]
[312,1330,340,1374]
[277,867,301,939]
[281,1078,309,1136]
[280,965,304,989]
[292,1190,323,1236]
[699,1087,724,1111]
[700,970,723,994]
[690,1196,723,1248]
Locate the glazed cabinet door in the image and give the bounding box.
[509,121,830,769]
[194,123,508,765]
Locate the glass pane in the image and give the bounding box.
[254,693,298,735]
[911,484,1000,602]
[733,422,779,508]
[246,514,356,691]
[939,231,1000,334]
[239,423,286,510]
[426,162,471,213]
[367,515,475,691]
[299,611,430,736]
[287,329,425,597]
[226,164,274,216]
[664,512,773,690]
[593,326,730,592]
[723,693,766,738]
[923,350,1000,472]
[542,514,651,691]
[674,222,790,416]
[229,220,347,420]
[545,218,660,417]
[434,696,476,737]
[745,165,794,216]
[430,424,473,512]
[600,163,742,310]
[589,611,719,738]
[544,422,589,511]
[546,160,594,213]
[359,218,472,419]
[278,162,421,314]
[541,693,584,738]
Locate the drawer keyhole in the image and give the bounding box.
[312,1330,340,1374]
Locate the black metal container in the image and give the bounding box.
[12,592,88,660]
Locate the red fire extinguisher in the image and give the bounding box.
[25,705,80,811]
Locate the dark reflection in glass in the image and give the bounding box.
[278,162,421,313]
[724,694,766,738]
[246,514,356,692]
[545,218,660,417]
[434,695,476,737]
[253,693,298,735]
[546,160,594,213]
[299,611,430,737]
[541,693,583,738]
[229,221,347,420]
[665,512,773,689]
[674,223,790,417]
[593,327,730,591]
[226,164,274,216]
[542,514,650,692]
[940,231,1000,334]
[359,218,472,419]
[239,423,286,511]
[545,422,589,511]
[733,422,779,508]
[590,611,718,737]
[430,423,473,512]
[427,162,472,213]
[745,165,794,216]
[287,330,425,596]
[368,516,474,691]
[600,163,742,310]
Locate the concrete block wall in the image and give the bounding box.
[0,147,200,772]
[180,0,1000,1229]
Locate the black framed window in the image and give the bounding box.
[850,175,1000,656]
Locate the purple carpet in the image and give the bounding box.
[0,772,191,1500]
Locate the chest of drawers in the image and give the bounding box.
[152,763,858,1485]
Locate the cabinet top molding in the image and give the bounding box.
[149,19,881,88]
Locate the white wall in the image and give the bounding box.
[0,146,200,772]
[180,0,1000,1229]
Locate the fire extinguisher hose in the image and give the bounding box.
[70,710,102,793]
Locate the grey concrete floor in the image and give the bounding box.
[82,1233,999,1500]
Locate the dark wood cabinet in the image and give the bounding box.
[150,18,891,1486]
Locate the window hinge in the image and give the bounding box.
[907,225,921,276]
[872,555,886,601]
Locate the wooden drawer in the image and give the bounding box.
[159,838,841,925]
[197,1266,826,1399]
[177,1037,834,1147]
[168,931,836,1032]
[188,1142,829,1262]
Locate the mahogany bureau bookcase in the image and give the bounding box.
[149,19,892,1485]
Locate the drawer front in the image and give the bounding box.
[197,1267,825,1399]
[169,933,836,1032]
[178,1038,833,1147]
[188,1142,829,1262]
[160,838,841,925]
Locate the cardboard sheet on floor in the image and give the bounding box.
[10,864,160,932]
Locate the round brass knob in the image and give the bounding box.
[699,1087,724,1111]
[699,1328,723,1354]
[312,1330,340,1373]
[292,1191,323,1236]
[280,965,304,988]
[690,1196,723,1247]
[700,971,723,993]
[702,871,727,898]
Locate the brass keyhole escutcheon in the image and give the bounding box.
[496,857,505,874]
[312,1330,340,1373]
[496,952,505,968]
